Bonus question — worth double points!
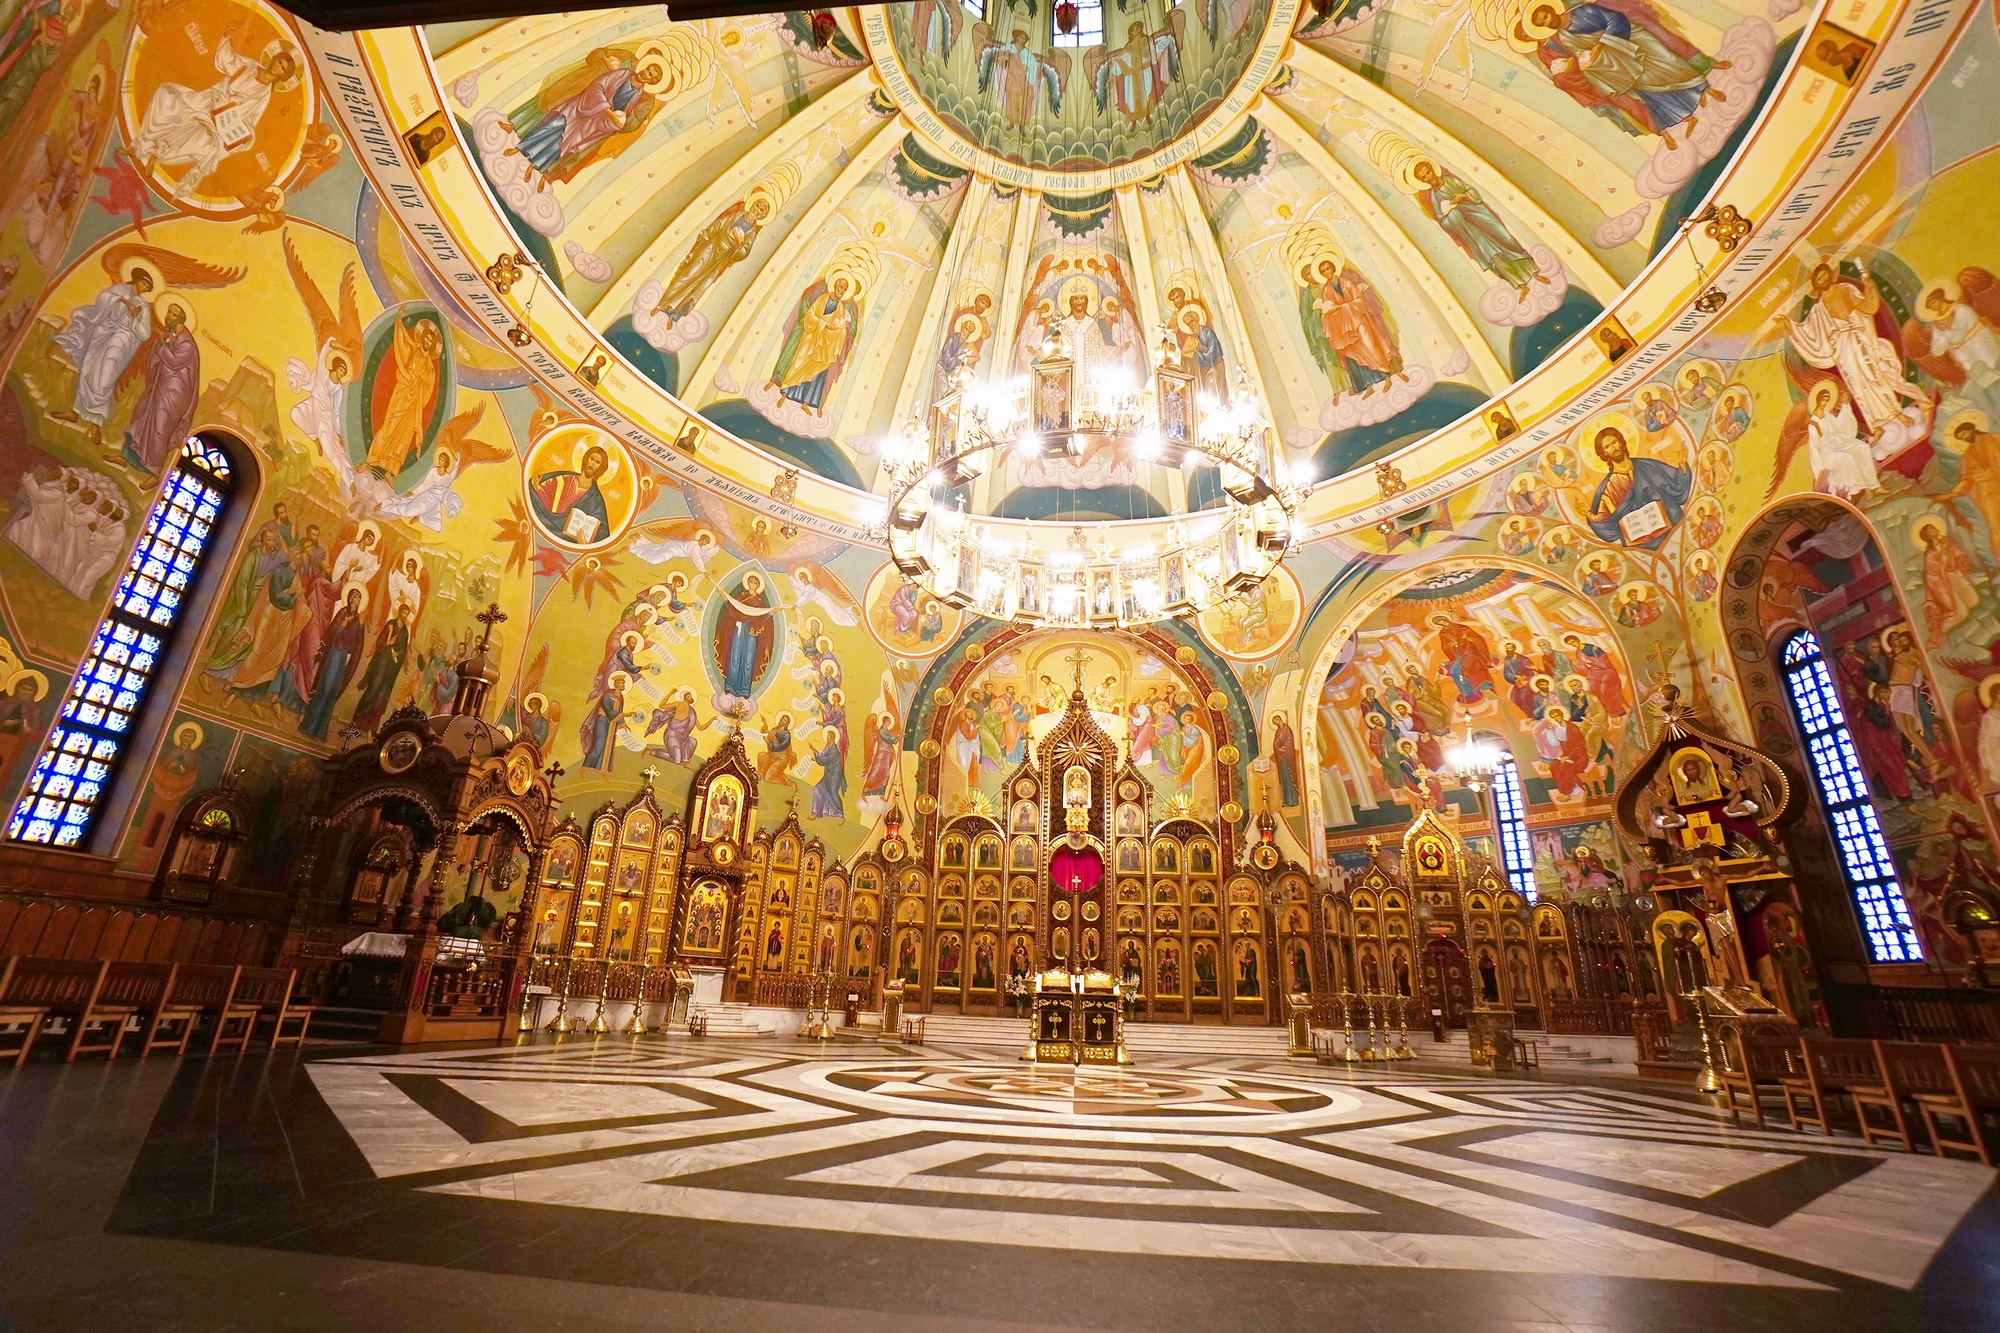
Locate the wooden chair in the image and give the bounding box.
[1512,1037,1541,1072]
[1915,1044,2000,1167]
[1720,1030,1800,1127]
[1854,1041,1952,1153]
[228,968,313,1052]
[0,960,109,1064]
[0,957,53,1068]
[144,964,239,1057]
[68,962,180,1061]
[1780,1037,1885,1135]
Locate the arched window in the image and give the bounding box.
[8,437,236,848]
[1780,630,1924,962]
[1053,0,1103,47]
[1489,753,1537,902]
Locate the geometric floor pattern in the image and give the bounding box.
[96,1035,2000,1331]
[309,1039,1991,1291]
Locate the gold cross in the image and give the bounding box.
[474,602,508,649]
[1064,646,1089,688]
[641,765,660,785]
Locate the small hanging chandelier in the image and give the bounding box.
[1441,714,1503,792]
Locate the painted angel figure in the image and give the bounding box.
[281,233,363,496]
[907,0,963,60]
[130,25,304,201]
[790,565,860,627]
[1086,15,1184,121]
[50,243,243,446]
[629,517,721,569]
[375,403,511,531]
[974,25,1068,126]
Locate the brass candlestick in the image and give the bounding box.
[1393,995,1413,1059]
[546,957,575,1034]
[621,962,651,1035]
[587,958,613,1034]
[517,958,541,1033]
[1362,993,1384,1062]
[1338,989,1361,1063]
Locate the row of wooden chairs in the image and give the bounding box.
[0,958,314,1065]
[1721,1032,2000,1166]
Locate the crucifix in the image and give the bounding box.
[641,765,660,786]
[474,602,508,650]
[1064,645,1089,690]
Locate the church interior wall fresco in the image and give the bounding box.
[0,0,1995,1008]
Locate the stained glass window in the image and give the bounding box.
[1780,630,1924,962]
[8,437,235,848]
[1053,0,1103,47]
[1490,754,1538,902]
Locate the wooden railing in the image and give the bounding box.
[1856,986,2000,1044]
[425,954,514,1021]
[1544,997,1637,1035]
[1632,1003,1675,1062]
[752,973,813,1008]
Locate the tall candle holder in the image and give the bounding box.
[546,956,575,1034]
[587,958,614,1034]
[621,962,651,1035]
[1392,994,1413,1059]
[1337,989,1361,1063]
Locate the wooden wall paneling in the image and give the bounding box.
[0,901,44,954]
[67,908,108,959]
[98,912,134,961]
[147,917,182,962]
[124,914,160,962]
[41,905,79,958]
[0,901,18,952]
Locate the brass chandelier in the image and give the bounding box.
[878,321,1305,628]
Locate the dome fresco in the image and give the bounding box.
[398,1,1808,530]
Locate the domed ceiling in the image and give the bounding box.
[371,1,1822,531]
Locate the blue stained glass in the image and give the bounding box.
[1489,754,1539,901]
[8,437,235,848]
[1780,630,1924,963]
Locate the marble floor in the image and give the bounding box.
[1,1034,1996,1332]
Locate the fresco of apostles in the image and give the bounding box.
[1315,570,1635,830]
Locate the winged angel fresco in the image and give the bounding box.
[974,25,1069,126]
[283,238,509,530]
